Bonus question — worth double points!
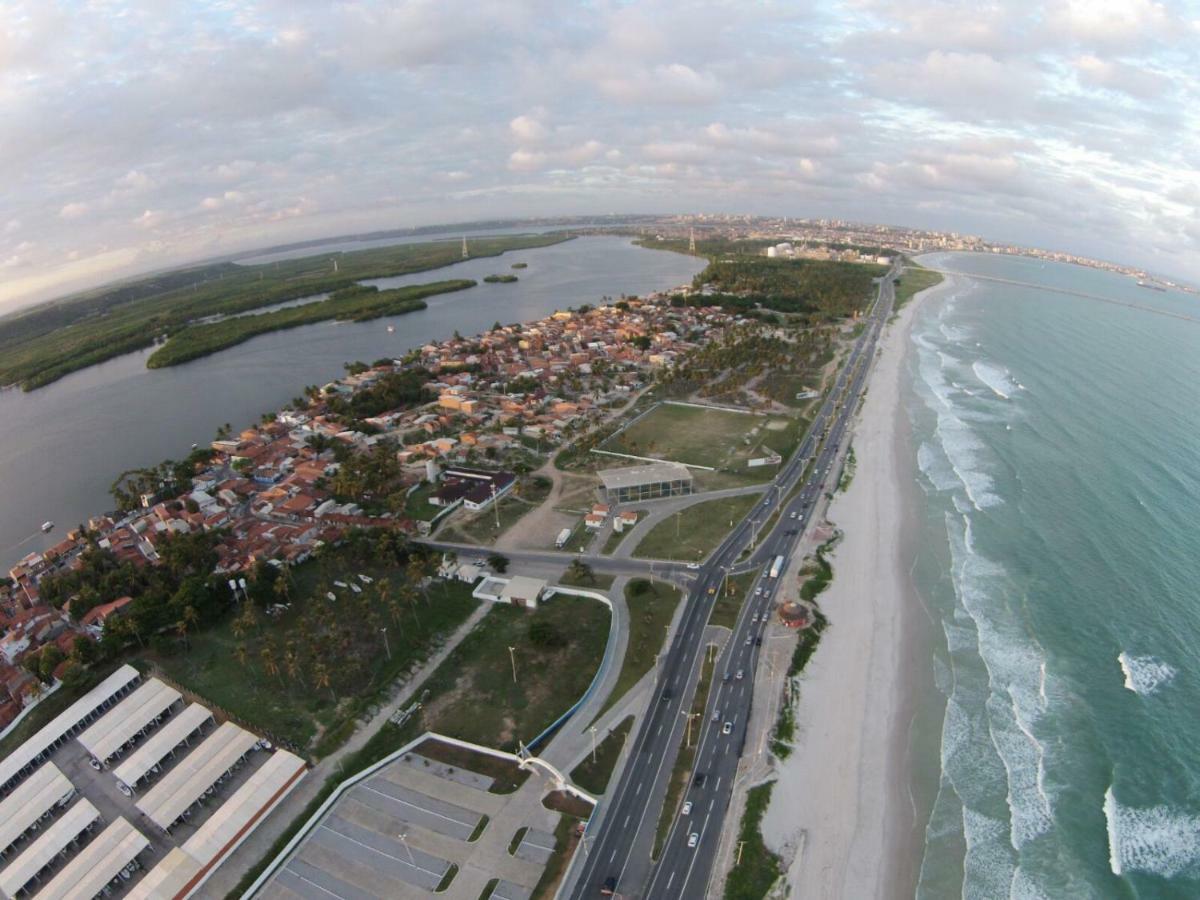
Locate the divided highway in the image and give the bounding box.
[568,261,899,899]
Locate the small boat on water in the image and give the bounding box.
[387,324,395,333]
[1137,280,1167,292]
[41,521,54,533]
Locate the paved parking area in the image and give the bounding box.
[514,827,556,865]
[492,879,534,900]
[261,747,559,899]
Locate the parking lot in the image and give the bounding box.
[262,745,565,899]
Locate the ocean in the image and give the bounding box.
[908,252,1200,898]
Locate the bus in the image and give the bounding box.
[769,555,785,578]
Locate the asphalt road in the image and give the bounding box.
[568,261,898,899]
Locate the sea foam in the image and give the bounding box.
[972,360,1021,400]
[1105,786,1200,877]
[1118,652,1177,695]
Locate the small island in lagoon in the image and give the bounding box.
[484,274,519,283]
[511,262,528,269]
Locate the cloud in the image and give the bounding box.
[510,113,550,143]
[0,0,1198,312]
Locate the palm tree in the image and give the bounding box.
[260,643,282,685]
[314,662,335,702]
[234,643,248,669]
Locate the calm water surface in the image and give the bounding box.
[0,236,702,567]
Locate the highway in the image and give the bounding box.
[567,260,898,899]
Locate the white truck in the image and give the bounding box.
[555,527,572,549]
[769,555,785,578]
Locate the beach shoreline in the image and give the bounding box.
[760,274,960,899]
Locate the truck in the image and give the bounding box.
[555,527,572,549]
[769,555,785,578]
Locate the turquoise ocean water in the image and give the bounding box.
[907,252,1200,899]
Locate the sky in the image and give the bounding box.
[2,0,1199,312]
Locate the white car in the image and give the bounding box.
[736,668,745,680]
[688,832,700,848]
[686,563,700,570]
[790,511,798,519]
[722,721,733,735]
[755,587,762,596]
[712,709,721,722]
[752,613,759,624]
[682,801,693,816]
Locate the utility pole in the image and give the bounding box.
[589,726,598,764]
[380,627,391,660]
[491,482,500,530]
[736,840,746,866]
[508,646,518,684]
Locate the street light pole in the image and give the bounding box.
[508,645,518,684]
[589,726,598,764]
[397,831,416,867]
[380,627,391,660]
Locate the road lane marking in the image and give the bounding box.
[624,814,631,828]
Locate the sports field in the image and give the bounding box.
[601,402,783,469]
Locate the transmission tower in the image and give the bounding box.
[688,228,696,253]
[462,236,469,259]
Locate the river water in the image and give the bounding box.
[0,236,703,569]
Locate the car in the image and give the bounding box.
[686,563,700,570]
[694,772,707,787]
[707,587,716,595]
[712,709,721,722]
[752,613,759,623]
[601,876,617,895]
[723,672,732,683]
[754,587,762,596]
[688,832,700,848]
[736,668,744,679]
[723,721,733,735]
[745,635,752,645]
[682,801,693,815]
[755,636,763,647]
[790,511,798,519]
[661,689,673,700]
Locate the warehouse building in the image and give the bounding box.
[597,462,694,504]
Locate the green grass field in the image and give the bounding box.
[153,568,481,754]
[601,402,782,470]
[415,594,611,751]
[633,494,760,562]
[570,716,633,794]
[592,580,682,721]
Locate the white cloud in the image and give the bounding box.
[1,0,1198,311]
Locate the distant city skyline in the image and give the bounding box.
[2,0,1198,311]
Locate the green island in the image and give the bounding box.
[483,273,519,283]
[511,262,528,269]
[146,280,473,367]
[0,232,571,390]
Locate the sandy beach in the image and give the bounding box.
[760,275,958,899]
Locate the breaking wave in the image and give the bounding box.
[972,360,1021,400]
[1118,652,1176,695]
[1105,786,1200,877]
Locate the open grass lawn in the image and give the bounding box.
[402,482,444,522]
[601,402,764,469]
[593,580,682,722]
[570,716,633,795]
[558,564,615,592]
[723,782,784,900]
[633,494,759,562]
[894,264,944,309]
[415,594,610,752]
[600,525,630,555]
[152,569,481,755]
[709,572,757,630]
